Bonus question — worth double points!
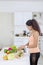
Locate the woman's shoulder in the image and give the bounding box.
[30,31,39,38]
[34,31,39,36]
[33,31,39,38]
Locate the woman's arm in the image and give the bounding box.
[17,42,29,50]
[17,45,25,50]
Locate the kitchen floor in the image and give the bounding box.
[38,55,43,65]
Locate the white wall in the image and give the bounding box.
[0,13,14,48]
[0,1,43,12]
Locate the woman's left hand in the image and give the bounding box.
[27,45,29,48]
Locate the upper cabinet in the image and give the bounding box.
[14,12,32,26]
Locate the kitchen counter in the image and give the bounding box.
[0,48,30,65]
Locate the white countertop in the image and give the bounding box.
[0,48,30,65]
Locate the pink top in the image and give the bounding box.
[29,35,40,53]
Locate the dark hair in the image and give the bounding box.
[26,19,41,35]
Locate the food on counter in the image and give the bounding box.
[18,52,23,57]
[3,46,24,60]
[14,51,23,59]
[4,45,17,54]
[7,50,10,54]
[3,55,8,60]
[3,51,24,60]
[17,50,23,57]
[7,53,14,60]
[8,48,12,50]
[4,49,8,53]
[9,50,14,53]
[3,53,14,60]
[10,46,17,52]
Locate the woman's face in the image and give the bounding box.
[26,25,32,31]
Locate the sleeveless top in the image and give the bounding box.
[29,35,40,53]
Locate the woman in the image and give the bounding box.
[18,19,40,65]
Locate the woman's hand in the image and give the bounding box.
[27,45,29,48]
[17,42,29,51]
[17,45,25,50]
[25,43,29,48]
